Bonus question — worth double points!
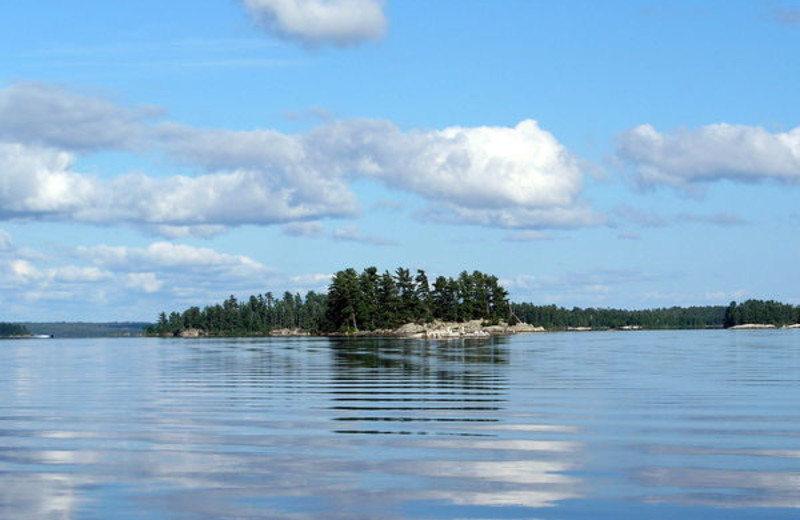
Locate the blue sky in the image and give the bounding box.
[1,0,799,321]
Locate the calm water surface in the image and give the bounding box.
[1,330,799,519]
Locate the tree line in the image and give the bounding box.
[511,299,800,330]
[147,291,328,336]
[511,303,728,330]
[145,267,510,335]
[724,299,800,328]
[325,267,510,332]
[0,322,30,337]
[144,266,800,336]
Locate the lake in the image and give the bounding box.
[1,330,799,519]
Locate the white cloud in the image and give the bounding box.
[241,0,387,47]
[288,272,332,293]
[155,118,597,231]
[311,119,584,209]
[110,169,358,226]
[47,266,112,283]
[0,142,357,230]
[9,259,43,282]
[0,240,287,320]
[0,83,597,233]
[0,143,99,219]
[426,203,604,229]
[0,82,157,151]
[126,272,164,293]
[617,123,800,190]
[152,225,228,239]
[306,118,599,229]
[290,273,331,285]
[80,242,270,276]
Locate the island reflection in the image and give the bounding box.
[2,331,799,519]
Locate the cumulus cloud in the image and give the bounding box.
[617,123,800,190]
[0,142,357,230]
[290,273,331,285]
[0,240,299,320]
[152,225,228,239]
[8,259,43,282]
[309,119,584,209]
[241,0,387,47]
[0,83,157,151]
[48,266,112,283]
[302,118,600,229]
[288,272,332,293]
[0,143,99,219]
[0,83,597,233]
[79,242,270,276]
[126,272,164,293]
[104,117,596,232]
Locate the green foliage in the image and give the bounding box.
[147,266,511,336]
[323,267,509,332]
[146,291,328,336]
[0,322,31,337]
[511,303,729,330]
[21,322,149,337]
[724,300,800,328]
[146,268,800,336]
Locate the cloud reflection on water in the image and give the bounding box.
[2,333,800,518]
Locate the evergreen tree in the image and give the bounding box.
[326,268,362,331]
[358,267,380,330]
[377,271,399,328]
[414,269,433,323]
[395,267,416,324]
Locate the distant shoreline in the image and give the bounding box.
[0,334,54,339]
[154,321,800,339]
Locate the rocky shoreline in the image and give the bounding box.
[168,320,545,339]
[729,323,800,330]
[163,321,800,338]
[327,320,546,339]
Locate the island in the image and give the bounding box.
[144,267,800,338]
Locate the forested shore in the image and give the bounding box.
[143,267,800,337]
[0,323,31,337]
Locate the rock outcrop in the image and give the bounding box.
[389,320,544,339]
[729,324,777,330]
[177,328,204,337]
[269,328,311,337]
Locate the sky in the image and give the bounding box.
[0,0,799,322]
